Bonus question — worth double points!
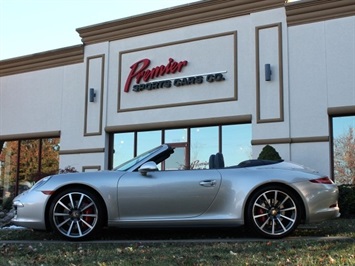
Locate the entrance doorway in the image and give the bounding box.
[163,142,189,170]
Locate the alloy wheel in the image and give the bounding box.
[52,191,99,239]
[250,188,299,238]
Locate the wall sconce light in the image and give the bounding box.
[265,64,272,81]
[89,88,96,102]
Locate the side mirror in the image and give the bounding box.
[138,161,158,176]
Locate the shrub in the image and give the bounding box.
[59,166,78,174]
[258,145,281,160]
[338,184,355,218]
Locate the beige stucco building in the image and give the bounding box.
[0,0,354,200]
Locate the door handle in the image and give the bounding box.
[199,180,217,187]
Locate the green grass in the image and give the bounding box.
[1,219,355,265]
[1,240,354,265]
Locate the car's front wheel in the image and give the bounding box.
[246,186,301,238]
[49,187,103,240]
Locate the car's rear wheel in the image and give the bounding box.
[49,187,102,240]
[246,186,301,239]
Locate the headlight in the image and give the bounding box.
[13,200,24,207]
[31,175,52,191]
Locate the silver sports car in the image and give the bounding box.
[12,144,340,241]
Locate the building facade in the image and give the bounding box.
[1,0,354,204]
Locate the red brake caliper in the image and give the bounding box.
[83,203,94,227]
[257,207,267,223]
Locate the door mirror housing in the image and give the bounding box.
[138,161,158,176]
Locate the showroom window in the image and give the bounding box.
[111,124,251,170]
[331,115,355,185]
[137,130,161,155]
[190,126,218,169]
[0,138,60,208]
[112,132,135,169]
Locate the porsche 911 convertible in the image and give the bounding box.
[12,144,340,240]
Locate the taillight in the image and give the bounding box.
[310,177,334,184]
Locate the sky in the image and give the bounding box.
[0,0,200,60]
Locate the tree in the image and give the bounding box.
[334,127,355,185]
[258,145,281,161]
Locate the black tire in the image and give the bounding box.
[49,187,103,241]
[246,186,301,239]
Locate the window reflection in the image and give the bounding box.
[111,123,252,170]
[191,126,218,169]
[333,116,355,138]
[164,144,188,170]
[137,131,161,155]
[41,138,60,178]
[222,124,252,166]
[332,115,355,184]
[19,140,39,194]
[0,138,60,208]
[165,129,187,143]
[0,141,18,207]
[113,133,134,168]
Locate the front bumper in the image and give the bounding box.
[12,190,50,230]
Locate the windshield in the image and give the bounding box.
[114,145,163,171]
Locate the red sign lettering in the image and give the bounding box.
[124,58,188,92]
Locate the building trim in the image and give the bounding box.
[0,45,84,77]
[255,23,284,123]
[76,0,285,45]
[82,165,101,172]
[286,0,355,26]
[327,105,355,116]
[251,136,329,145]
[117,31,238,112]
[118,98,238,113]
[84,54,105,136]
[105,114,252,133]
[59,148,105,155]
[0,131,61,141]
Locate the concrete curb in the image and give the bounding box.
[1,236,354,245]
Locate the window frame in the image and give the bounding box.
[110,123,252,170]
[0,137,60,201]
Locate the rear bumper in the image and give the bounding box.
[307,206,340,223]
[295,181,340,224]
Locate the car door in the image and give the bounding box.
[117,169,222,220]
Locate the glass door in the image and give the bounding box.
[163,142,189,170]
